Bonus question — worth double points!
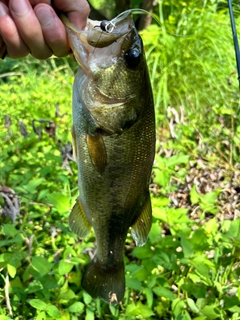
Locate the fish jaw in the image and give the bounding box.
[61,12,135,75]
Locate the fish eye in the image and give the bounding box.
[125,49,141,68]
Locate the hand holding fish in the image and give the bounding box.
[0,0,90,59]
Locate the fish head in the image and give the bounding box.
[61,11,150,102]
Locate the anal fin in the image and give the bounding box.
[131,192,152,247]
[87,131,107,174]
[69,198,91,238]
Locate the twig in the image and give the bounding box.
[5,271,13,317]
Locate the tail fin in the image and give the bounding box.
[81,258,125,305]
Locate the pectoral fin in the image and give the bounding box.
[131,192,152,247]
[69,198,91,238]
[72,126,78,161]
[87,131,107,174]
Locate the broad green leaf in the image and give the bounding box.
[165,153,189,167]
[153,286,176,300]
[86,308,95,320]
[171,298,186,317]
[23,178,44,193]
[154,170,170,187]
[32,256,52,277]
[58,259,74,276]
[149,222,161,244]
[203,218,218,235]
[59,289,76,304]
[7,264,16,278]
[2,224,18,237]
[144,287,153,309]
[126,275,142,291]
[132,243,154,259]
[83,292,92,305]
[126,301,154,317]
[190,185,199,204]
[28,299,47,310]
[68,302,84,314]
[181,236,194,258]
[47,193,70,214]
[152,207,167,221]
[35,312,46,320]
[152,197,170,206]
[46,305,61,318]
[187,298,199,313]
[0,316,11,320]
[200,305,220,319]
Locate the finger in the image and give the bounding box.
[29,0,51,5]
[34,4,70,57]
[9,0,52,59]
[0,2,30,58]
[53,0,90,29]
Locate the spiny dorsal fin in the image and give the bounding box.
[131,192,152,247]
[69,198,91,238]
[87,131,107,174]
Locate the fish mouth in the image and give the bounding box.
[60,11,135,73]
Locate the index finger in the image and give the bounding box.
[53,0,90,29]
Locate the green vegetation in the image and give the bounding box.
[0,0,240,319]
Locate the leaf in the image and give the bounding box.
[23,178,44,193]
[171,298,186,317]
[181,236,194,258]
[28,299,47,310]
[165,153,189,167]
[46,305,62,318]
[7,264,16,278]
[47,193,70,214]
[58,259,74,276]
[0,316,12,320]
[68,302,84,314]
[152,207,167,221]
[86,308,95,320]
[187,298,199,313]
[204,218,218,235]
[126,275,142,291]
[154,170,170,187]
[126,301,154,317]
[2,224,18,237]
[190,185,199,204]
[153,286,176,300]
[35,312,46,320]
[149,222,161,244]
[200,305,220,319]
[31,256,52,277]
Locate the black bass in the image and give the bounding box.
[61,11,155,304]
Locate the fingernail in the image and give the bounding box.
[10,0,30,16]
[0,3,7,17]
[36,7,54,27]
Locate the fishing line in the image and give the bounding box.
[106,8,191,38]
[228,0,240,87]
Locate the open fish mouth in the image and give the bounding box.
[60,11,136,72]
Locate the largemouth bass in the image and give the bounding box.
[61,11,155,304]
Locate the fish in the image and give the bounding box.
[60,10,156,305]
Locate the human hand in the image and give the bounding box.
[0,0,90,59]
